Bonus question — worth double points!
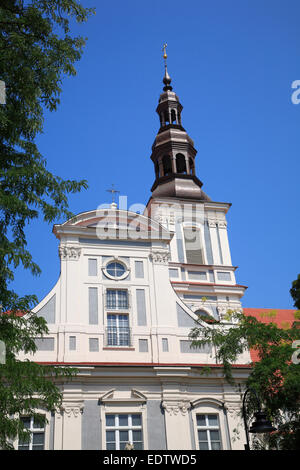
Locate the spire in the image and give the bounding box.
[149,49,211,201]
[162,43,172,91]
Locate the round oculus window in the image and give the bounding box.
[105,261,126,279]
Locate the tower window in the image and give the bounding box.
[162,155,172,176]
[171,109,176,123]
[183,227,205,264]
[176,153,187,174]
[189,157,195,175]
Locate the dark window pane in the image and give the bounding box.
[208,415,218,426]
[32,432,44,445]
[119,430,128,442]
[32,445,44,450]
[106,415,115,427]
[106,431,115,442]
[210,430,220,441]
[33,416,45,429]
[119,415,128,427]
[132,415,141,426]
[132,430,142,441]
[198,430,208,441]
[18,435,30,445]
[196,415,206,426]
[32,433,44,445]
[199,442,209,450]
[120,441,128,450]
[21,417,31,429]
[18,445,30,450]
[211,442,221,450]
[107,443,116,450]
[133,441,143,450]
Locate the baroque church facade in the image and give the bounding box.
[16,64,252,451]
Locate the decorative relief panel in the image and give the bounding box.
[59,245,81,260]
[149,250,170,265]
[207,218,227,229]
[162,400,191,416]
[62,403,84,418]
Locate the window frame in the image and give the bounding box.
[106,313,131,347]
[191,402,227,451]
[15,411,51,450]
[182,224,207,265]
[106,288,130,310]
[100,401,148,450]
[105,413,144,450]
[103,259,129,281]
[196,413,222,450]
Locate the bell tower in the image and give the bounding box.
[150,46,210,201]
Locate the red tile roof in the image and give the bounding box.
[243,308,297,362]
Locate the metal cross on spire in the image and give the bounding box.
[162,43,168,66]
[162,43,172,90]
[106,184,120,204]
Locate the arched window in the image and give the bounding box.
[183,226,204,264]
[176,153,187,174]
[164,111,170,125]
[171,109,177,124]
[189,157,195,175]
[162,155,172,176]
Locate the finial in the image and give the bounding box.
[106,184,120,209]
[162,43,172,91]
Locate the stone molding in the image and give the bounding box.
[162,400,191,416]
[149,250,170,265]
[207,219,227,229]
[61,403,84,418]
[59,245,81,260]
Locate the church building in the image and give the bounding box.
[16,58,252,451]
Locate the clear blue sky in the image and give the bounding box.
[12,0,300,309]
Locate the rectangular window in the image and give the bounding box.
[169,268,179,278]
[184,227,204,264]
[187,270,207,281]
[105,414,143,450]
[106,314,130,347]
[89,287,98,324]
[89,337,99,352]
[180,340,212,354]
[18,417,45,450]
[88,258,98,276]
[139,339,148,352]
[106,289,129,310]
[69,336,76,351]
[136,289,147,326]
[34,338,54,351]
[162,338,169,352]
[217,271,231,281]
[196,414,222,450]
[135,261,144,279]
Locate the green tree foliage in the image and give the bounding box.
[290,274,300,310]
[0,0,94,310]
[0,0,94,449]
[189,279,300,450]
